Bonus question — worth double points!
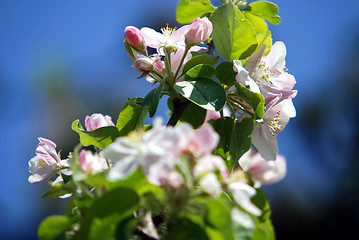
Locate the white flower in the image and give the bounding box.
[199,172,222,197]
[228,182,261,216]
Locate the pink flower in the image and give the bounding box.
[131,54,154,73]
[78,149,108,174]
[28,138,61,184]
[239,150,286,187]
[251,101,290,160]
[185,17,213,45]
[204,107,230,122]
[85,113,115,131]
[124,26,144,50]
[140,24,188,51]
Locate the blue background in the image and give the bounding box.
[1,0,359,239]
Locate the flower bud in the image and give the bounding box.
[78,149,108,174]
[85,113,115,131]
[131,54,154,73]
[185,17,213,45]
[124,26,144,50]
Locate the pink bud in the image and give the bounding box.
[131,54,154,73]
[185,17,213,45]
[79,149,108,174]
[85,113,115,131]
[124,26,144,50]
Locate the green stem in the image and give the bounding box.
[165,51,173,83]
[173,45,190,81]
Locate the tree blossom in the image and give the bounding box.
[185,17,213,45]
[104,118,181,185]
[228,182,261,216]
[124,26,144,50]
[28,137,68,184]
[199,172,222,197]
[204,107,230,122]
[251,100,290,160]
[78,149,108,175]
[247,41,297,118]
[140,24,188,52]
[239,150,286,187]
[85,113,115,131]
[131,54,155,73]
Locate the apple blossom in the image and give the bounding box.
[228,182,261,216]
[124,26,145,50]
[78,149,108,174]
[132,54,155,73]
[28,137,67,184]
[185,17,213,45]
[251,101,290,160]
[199,172,222,197]
[140,24,188,52]
[239,150,287,187]
[85,113,115,131]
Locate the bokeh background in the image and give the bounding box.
[1,0,359,239]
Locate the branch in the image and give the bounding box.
[167,98,190,126]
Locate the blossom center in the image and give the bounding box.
[37,159,47,167]
[253,61,274,84]
[263,111,283,136]
[161,24,177,37]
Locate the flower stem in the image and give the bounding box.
[173,46,190,81]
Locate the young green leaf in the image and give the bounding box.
[215,61,237,86]
[116,98,148,136]
[234,81,265,119]
[141,81,164,117]
[182,55,219,76]
[245,1,281,25]
[176,0,215,24]
[174,77,226,111]
[229,118,253,168]
[72,120,120,149]
[210,1,258,60]
[184,64,216,81]
[38,215,74,240]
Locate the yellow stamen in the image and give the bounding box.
[37,159,47,167]
[161,23,177,37]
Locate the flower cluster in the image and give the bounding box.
[29,1,296,239]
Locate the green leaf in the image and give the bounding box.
[174,77,226,111]
[204,199,235,240]
[184,64,215,81]
[229,118,253,166]
[168,97,207,128]
[182,55,219,76]
[169,217,209,240]
[141,81,164,117]
[41,182,75,198]
[251,189,271,222]
[252,219,275,240]
[72,120,120,149]
[175,157,194,190]
[210,1,258,60]
[245,1,281,25]
[116,98,148,136]
[38,215,73,240]
[176,0,215,24]
[76,187,140,239]
[234,81,265,119]
[215,61,237,86]
[210,117,253,170]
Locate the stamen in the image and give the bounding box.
[161,23,177,37]
[37,159,47,167]
[264,111,283,136]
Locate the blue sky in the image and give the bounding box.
[1,0,359,238]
